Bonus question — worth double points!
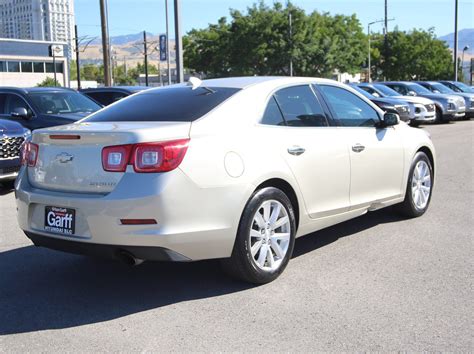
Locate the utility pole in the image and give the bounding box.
[454,0,459,81]
[165,0,171,85]
[74,25,81,89]
[143,31,149,86]
[99,0,111,86]
[174,0,184,83]
[383,0,388,81]
[289,12,293,76]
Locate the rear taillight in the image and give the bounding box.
[102,139,189,173]
[102,144,133,172]
[21,141,39,167]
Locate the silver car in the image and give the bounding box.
[16,77,436,283]
[382,82,465,123]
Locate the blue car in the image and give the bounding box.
[0,119,30,183]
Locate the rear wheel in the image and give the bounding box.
[396,152,433,218]
[222,187,296,284]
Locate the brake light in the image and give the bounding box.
[102,139,189,173]
[102,144,133,172]
[21,142,39,167]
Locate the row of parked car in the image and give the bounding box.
[0,80,473,183]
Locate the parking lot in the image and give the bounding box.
[0,121,472,351]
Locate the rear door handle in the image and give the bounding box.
[287,146,306,156]
[352,144,365,153]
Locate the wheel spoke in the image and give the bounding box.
[251,239,263,257]
[254,212,266,229]
[422,175,431,183]
[250,229,262,239]
[263,202,271,222]
[272,216,289,230]
[270,239,284,259]
[257,244,268,267]
[266,248,275,268]
[272,232,290,241]
[269,203,281,226]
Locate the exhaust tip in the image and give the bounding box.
[116,250,144,266]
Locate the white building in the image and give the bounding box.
[0,0,75,57]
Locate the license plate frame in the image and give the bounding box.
[44,206,76,235]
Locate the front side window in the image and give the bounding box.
[84,86,240,122]
[261,96,285,126]
[319,85,380,127]
[5,94,34,116]
[274,85,328,127]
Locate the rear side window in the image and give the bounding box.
[261,96,285,126]
[85,86,240,122]
[274,85,328,127]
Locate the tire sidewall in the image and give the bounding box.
[236,187,296,283]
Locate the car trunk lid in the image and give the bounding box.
[28,122,191,193]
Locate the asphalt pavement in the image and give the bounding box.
[0,120,472,351]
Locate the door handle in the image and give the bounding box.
[287,146,306,156]
[352,144,365,153]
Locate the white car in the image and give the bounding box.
[16,77,435,283]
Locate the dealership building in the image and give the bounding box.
[0,38,69,87]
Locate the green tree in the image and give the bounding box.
[370,28,453,80]
[183,1,367,78]
[36,77,61,87]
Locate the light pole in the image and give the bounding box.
[165,0,171,85]
[461,45,469,81]
[367,18,394,82]
[174,0,184,83]
[289,12,293,76]
[454,0,459,81]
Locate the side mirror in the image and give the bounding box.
[377,112,399,128]
[11,107,31,120]
[407,91,417,96]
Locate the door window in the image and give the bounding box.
[261,96,285,126]
[319,85,379,127]
[274,85,328,127]
[5,94,34,116]
[386,84,407,95]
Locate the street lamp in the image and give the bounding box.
[461,45,469,80]
[367,18,394,82]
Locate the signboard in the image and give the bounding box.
[159,34,167,61]
[49,44,64,57]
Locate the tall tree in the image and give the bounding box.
[370,28,453,80]
[184,1,366,78]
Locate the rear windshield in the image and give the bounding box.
[84,86,240,122]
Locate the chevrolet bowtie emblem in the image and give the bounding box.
[55,152,74,163]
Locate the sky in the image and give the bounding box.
[74,0,474,39]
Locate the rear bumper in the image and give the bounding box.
[15,167,251,261]
[25,231,190,261]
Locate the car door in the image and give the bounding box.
[317,84,405,209]
[259,85,351,219]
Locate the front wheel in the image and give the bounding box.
[221,187,296,284]
[396,152,433,218]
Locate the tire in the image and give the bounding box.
[221,187,296,284]
[396,151,433,218]
[409,120,420,127]
[434,108,444,124]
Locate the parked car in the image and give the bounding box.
[380,82,465,123]
[16,77,436,284]
[358,83,436,125]
[80,86,149,106]
[438,81,474,94]
[0,87,102,130]
[0,119,30,183]
[416,81,474,119]
[349,84,411,123]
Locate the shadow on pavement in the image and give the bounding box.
[0,208,403,335]
[0,181,15,196]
